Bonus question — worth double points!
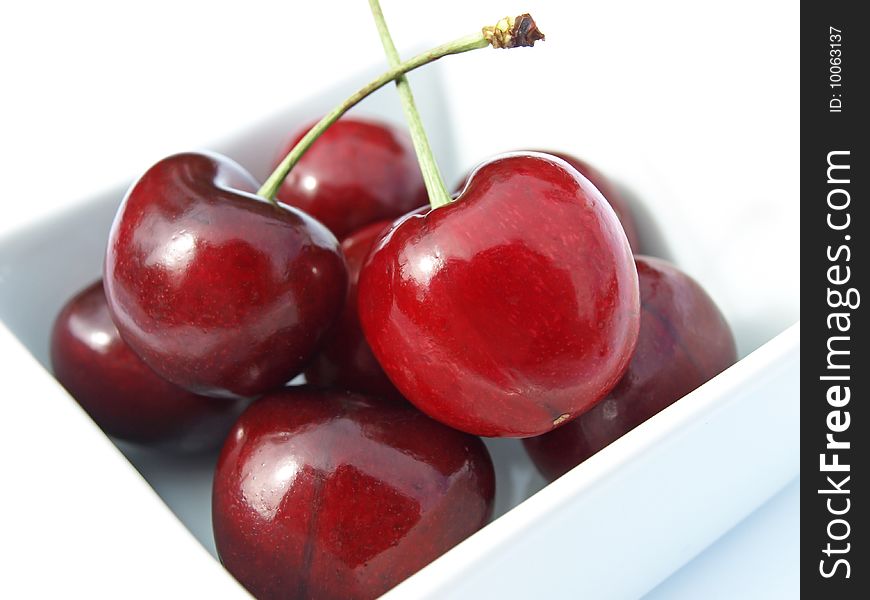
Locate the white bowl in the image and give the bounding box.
[0,63,798,598]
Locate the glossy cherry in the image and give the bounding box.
[212,388,495,600]
[104,151,347,399]
[304,219,404,401]
[523,256,738,480]
[50,280,248,451]
[274,117,428,239]
[358,153,641,438]
[456,150,641,251]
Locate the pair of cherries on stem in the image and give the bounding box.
[101,10,637,440]
[102,12,608,440]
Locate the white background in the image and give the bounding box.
[1,1,799,598]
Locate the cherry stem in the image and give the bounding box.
[257,35,487,203]
[257,13,545,205]
[368,0,451,209]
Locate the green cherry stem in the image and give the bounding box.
[257,13,545,205]
[257,35,485,204]
[368,0,451,209]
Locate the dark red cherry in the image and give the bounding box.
[104,151,347,399]
[456,150,641,251]
[523,256,738,480]
[212,388,495,600]
[274,117,428,239]
[304,219,404,401]
[358,153,641,438]
[50,281,247,451]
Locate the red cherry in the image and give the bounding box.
[358,153,641,438]
[104,151,347,399]
[212,388,495,600]
[456,151,641,251]
[304,219,404,401]
[274,117,428,239]
[523,256,738,480]
[50,281,247,451]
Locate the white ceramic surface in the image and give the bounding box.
[646,477,800,599]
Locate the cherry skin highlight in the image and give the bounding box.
[304,219,405,401]
[104,151,347,399]
[275,117,428,239]
[212,388,495,600]
[540,151,640,252]
[523,256,738,480]
[50,281,247,451]
[358,152,641,438]
[456,150,641,251]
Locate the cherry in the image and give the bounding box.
[50,281,247,451]
[304,218,406,401]
[212,388,495,600]
[274,118,427,239]
[358,153,641,438]
[456,150,640,251]
[523,256,738,480]
[104,151,347,399]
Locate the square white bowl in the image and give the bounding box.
[0,63,799,598]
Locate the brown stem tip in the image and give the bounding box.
[483,14,545,49]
